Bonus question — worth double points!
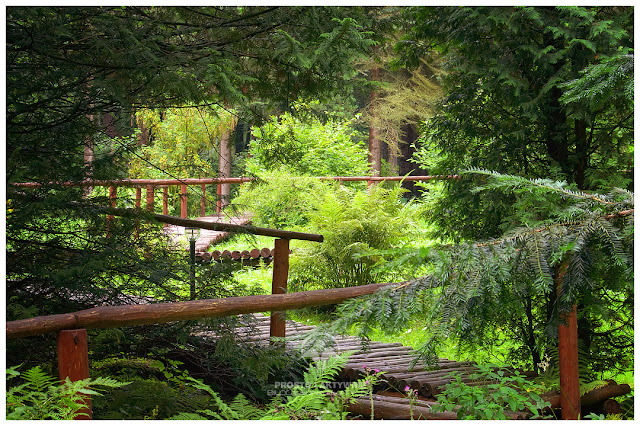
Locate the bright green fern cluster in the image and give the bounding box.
[6,365,127,420]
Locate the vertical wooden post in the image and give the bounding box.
[556,260,581,420]
[134,187,141,237]
[216,183,222,216]
[106,185,117,237]
[270,238,289,341]
[181,184,188,218]
[162,186,169,227]
[57,329,92,420]
[200,184,206,217]
[146,184,154,212]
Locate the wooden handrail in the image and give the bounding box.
[10,175,460,188]
[11,175,460,219]
[6,281,399,339]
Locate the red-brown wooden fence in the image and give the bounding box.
[13,175,460,219]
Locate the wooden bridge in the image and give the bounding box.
[8,175,603,419]
[194,313,630,419]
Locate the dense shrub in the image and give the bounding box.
[246,101,368,177]
[232,171,331,229]
[290,183,414,290]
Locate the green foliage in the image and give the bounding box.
[129,105,237,179]
[290,183,415,290]
[401,6,632,189]
[246,101,368,177]
[6,365,127,420]
[403,6,633,242]
[328,171,633,375]
[168,351,381,420]
[6,5,377,320]
[93,379,212,420]
[233,171,331,229]
[431,364,551,419]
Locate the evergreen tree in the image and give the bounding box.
[6,6,377,319]
[398,6,633,241]
[329,171,633,376]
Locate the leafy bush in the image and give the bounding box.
[246,101,368,177]
[232,171,331,229]
[431,364,551,420]
[290,183,414,290]
[6,365,127,420]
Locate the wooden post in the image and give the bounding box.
[135,187,141,209]
[146,184,154,212]
[216,183,222,216]
[270,238,289,341]
[200,184,206,217]
[106,185,117,237]
[162,186,169,227]
[135,187,141,237]
[57,329,92,420]
[180,184,188,218]
[556,260,581,420]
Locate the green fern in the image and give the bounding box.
[6,365,128,420]
[167,351,377,420]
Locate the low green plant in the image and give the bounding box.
[431,364,551,420]
[6,365,127,420]
[168,351,381,420]
[291,183,414,291]
[232,171,331,229]
[246,100,368,177]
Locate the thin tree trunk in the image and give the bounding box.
[368,67,382,177]
[218,131,232,210]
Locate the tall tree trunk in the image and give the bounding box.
[368,67,382,177]
[218,131,232,210]
[544,86,570,179]
[573,119,589,190]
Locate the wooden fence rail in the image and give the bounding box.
[12,175,460,218]
[6,281,396,340]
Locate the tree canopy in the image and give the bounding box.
[398,6,633,241]
[6,6,379,315]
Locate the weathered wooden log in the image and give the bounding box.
[347,396,458,420]
[581,384,631,407]
[347,394,528,420]
[344,348,413,360]
[396,368,479,384]
[12,175,460,189]
[7,281,400,339]
[345,354,416,363]
[376,362,476,376]
[583,398,621,416]
[542,383,631,410]
[369,394,438,407]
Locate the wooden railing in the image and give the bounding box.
[7,212,399,419]
[12,175,460,219]
[8,174,590,420]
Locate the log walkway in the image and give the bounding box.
[196,313,484,399]
[195,313,631,419]
[164,215,252,254]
